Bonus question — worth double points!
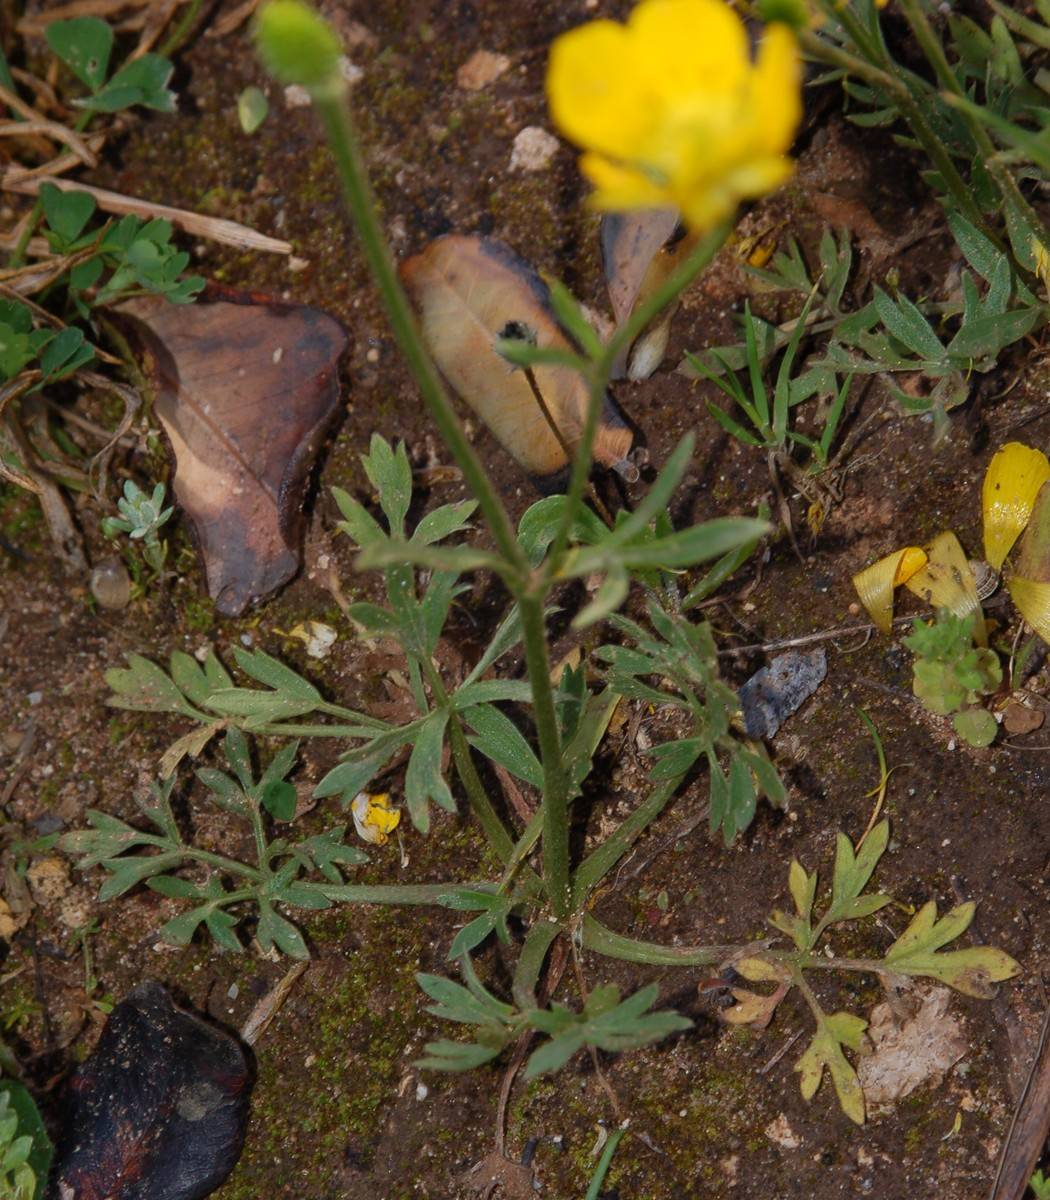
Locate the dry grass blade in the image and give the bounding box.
[15,0,152,35]
[5,176,294,255]
[130,0,183,56]
[78,370,142,498]
[0,409,87,569]
[0,118,100,168]
[1,136,108,185]
[0,246,100,296]
[240,962,309,1046]
[207,0,263,39]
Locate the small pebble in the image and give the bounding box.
[509,126,560,172]
[27,691,42,706]
[227,983,239,1001]
[240,633,253,647]
[90,556,132,611]
[415,1082,428,1101]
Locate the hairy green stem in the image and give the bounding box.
[518,590,570,918]
[580,914,738,966]
[545,221,731,574]
[313,89,526,576]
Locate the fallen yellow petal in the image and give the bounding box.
[351,792,401,845]
[904,532,985,644]
[1006,575,1050,646]
[982,442,1050,571]
[852,546,927,634]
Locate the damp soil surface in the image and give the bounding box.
[3,2,1050,1198]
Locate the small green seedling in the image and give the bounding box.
[101,480,173,578]
[904,610,1002,746]
[58,730,371,960]
[1031,1169,1050,1200]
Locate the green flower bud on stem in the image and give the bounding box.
[255,0,343,94]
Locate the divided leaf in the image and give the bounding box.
[883,901,1020,997]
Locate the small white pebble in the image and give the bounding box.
[304,1053,316,1068]
[415,1082,429,1101]
[942,838,950,847]
[272,346,284,364]
[227,983,239,1000]
[240,633,253,647]
[365,347,380,363]
[509,126,560,172]
[27,691,42,706]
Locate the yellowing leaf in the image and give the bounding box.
[904,532,985,645]
[351,792,401,845]
[723,985,785,1028]
[982,443,1050,571]
[883,900,1020,998]
[735,956,788,983]
[852,546,927,634]
[795,1012,870,1125]
[1007,574,1050,644]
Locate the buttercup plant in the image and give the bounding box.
[71,0,1020,1148]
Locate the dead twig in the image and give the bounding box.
[78,371,142,498]
[988,1001,1050,1200]
[4,176,294,256]
[15,0,153,35]
[716,611,931,657]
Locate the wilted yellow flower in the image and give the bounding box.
[351,792,401,845]
[852,546,927,634]
[546,0,802,232]
[982,442,1050,571]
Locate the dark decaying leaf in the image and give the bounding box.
[602,209,692,380]
[400,234,633,486]
[118,290,348,615]
[739,648,828,739]
[48,982,251,1200]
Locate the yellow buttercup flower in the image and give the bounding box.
[546,0,802,232]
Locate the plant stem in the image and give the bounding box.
[182,847,264,882]
[158,0,204,59]
[896,0,1050,254]
[799,21,1000,247]
[420,655,518,865]
[518,590,570,918]
[545,221,731,574]
[580,914,738,966]
[313,89,526,577]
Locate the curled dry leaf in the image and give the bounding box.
[601,208,693,380]
[904,531,985,644]
[50,981,251,1200]
[118,290,348,615]
[857,986,967,1106]
[400,234,632,487]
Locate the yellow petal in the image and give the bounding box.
[1014,479,1050,584]
[982,442,1050,571]
[852,546,928,634]
[904,531,985,644]
[629,0,749,103]
[546,21,654,160]
[1007,575,1050,645]
[580,152,671,212]
[750,24,803,155]
[351,792,401,845]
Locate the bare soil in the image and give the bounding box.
[3,2,1050,1198]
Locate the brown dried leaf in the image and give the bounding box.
[119,292,348,615]
[857,986,967,1105]
[400,234,632,484]
[601,209,694,379]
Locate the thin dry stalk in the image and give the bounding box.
[16,0,151,35]
[4,175,294,255]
